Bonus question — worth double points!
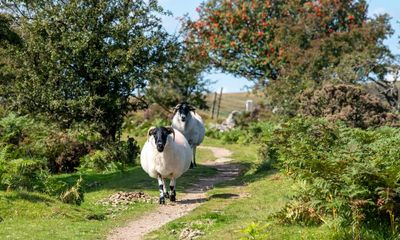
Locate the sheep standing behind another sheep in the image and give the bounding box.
[140,126,192,204]
[171,102,205,168]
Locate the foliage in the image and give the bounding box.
[59,176,84,205]
[0,112,33,145]
[0,111,139,175]
[206,121,275,144]
[239,222,270,240]
[79,139,139,173]
[124,114,171,137]
[0,0,172,141]
[0,158,48,191]
[144,37,210,112]
[184,0,394,113]
[299,83,399,128]
[0,13,21,46]
[259,117,400,236]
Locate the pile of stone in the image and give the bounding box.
[97,191,156,206]
[217,110,240,132]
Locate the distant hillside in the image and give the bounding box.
[201,92,266,119]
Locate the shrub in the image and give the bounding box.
[299,84,398,128]
[0,113,33,145]
[60,177,84,205]
[259,117,400,236]
[124,115,170,136]
[44,132,91,173]
[79,150,113,172]
[0,158,49,191]
[206,121,275,144]
[79,138,139,173]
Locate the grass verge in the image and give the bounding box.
[146,139,339,240]
[0,147,216,240]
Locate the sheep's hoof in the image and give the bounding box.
[190,163,194,169]
[159,196,165,204]
[170,194,176,202]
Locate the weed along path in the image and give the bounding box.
[107,146,241,240]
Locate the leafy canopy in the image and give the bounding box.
[1,0,171,140]
[184,0,393,113]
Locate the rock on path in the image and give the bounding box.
[107,146,241,240]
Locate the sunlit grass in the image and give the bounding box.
[0,143,217,240]
[146,140,339,240]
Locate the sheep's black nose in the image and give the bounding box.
[156,143,164,152]
[181,116,186,122]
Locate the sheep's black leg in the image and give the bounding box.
[157,176,165,204]
[190,145,196,169]
[170,179,176,202]
[193,146,197,167]
[162,178,169,199]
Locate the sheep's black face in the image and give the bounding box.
[176,103,194,122]
[149,127,173,152]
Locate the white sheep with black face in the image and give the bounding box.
[171,102,205,168]
[140,126,192,204]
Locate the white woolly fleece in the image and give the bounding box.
[140,129,192,180]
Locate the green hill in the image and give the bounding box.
[202,92,265,119]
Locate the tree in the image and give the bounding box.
[184,0,394,114]
[143,37,210,112]
[1,0,171,141]
[0,13,22,107]
[0,13,21,46]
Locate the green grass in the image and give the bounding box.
[0,136,345,239]
[0,147,217,240]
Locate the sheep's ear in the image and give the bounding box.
[172,104,181,116]
[189,105,196,112]
[147,127,156,142]
[166,127,175,141]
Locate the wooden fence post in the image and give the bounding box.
[216,87,223,119]
[211,91,217,119]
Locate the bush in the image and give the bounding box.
[79,138,140,173]
[44,132,91,173]
[124,115,170,137]
[259,117,400,237]
[0,113,33,145]
[206,121,275,144]
[59,177,84,205]
[0,158,48,191]
[299,84,399,128]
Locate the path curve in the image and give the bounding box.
[107,146,241,240]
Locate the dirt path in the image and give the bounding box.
[107,146,241,240]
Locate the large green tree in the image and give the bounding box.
[1,0,171,141]
[184,0,394,113]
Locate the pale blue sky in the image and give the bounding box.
[159,0,400,93]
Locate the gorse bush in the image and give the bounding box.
[299,84,399,128]
[259,117,400,238]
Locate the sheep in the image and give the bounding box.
[171,102,205,168]
[140,126,192,204]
